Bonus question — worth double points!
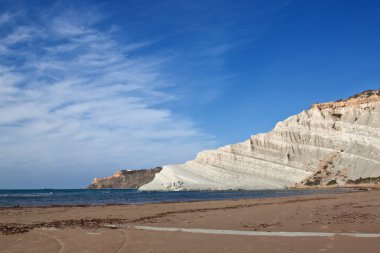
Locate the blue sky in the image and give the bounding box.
[0,0,379,188]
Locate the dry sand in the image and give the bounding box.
[1,189,380,252]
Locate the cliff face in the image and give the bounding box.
[88,167,162,189]
[139,90,380,190]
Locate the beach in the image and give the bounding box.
[1,189,380,253]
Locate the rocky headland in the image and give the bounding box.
[89,90,380,190]
[88,167,162,189]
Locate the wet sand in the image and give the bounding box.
[1,189,380,252]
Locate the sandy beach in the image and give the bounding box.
[1,189,380,253]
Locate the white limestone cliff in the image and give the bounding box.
[139,90,380,191]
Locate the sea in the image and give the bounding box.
[0,188,354,207]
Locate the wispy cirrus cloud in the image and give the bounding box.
[0,6,212,188]
[0,12,14,25]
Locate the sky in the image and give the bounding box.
[0,0,379,188]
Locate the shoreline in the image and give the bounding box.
[0,186,366,209]
[1,188,378,230]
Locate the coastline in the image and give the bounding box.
[290,183,380,190]
[0,186,361,209]
[1,188,380,252]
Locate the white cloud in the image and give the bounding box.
[0,12,14,25]
[1,26,37,45]
[0,8,213,188]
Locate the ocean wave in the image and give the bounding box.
[0,192,54,197]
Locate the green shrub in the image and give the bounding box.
[327,180,337,186]
[345,176,380,185]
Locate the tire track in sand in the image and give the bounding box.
[35,230,65,253]
[114,229,128,253]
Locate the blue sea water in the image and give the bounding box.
[0,188,354,207]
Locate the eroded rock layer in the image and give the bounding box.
[140,90,380,190]
[88,167,162,189]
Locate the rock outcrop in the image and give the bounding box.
[88,167,162,189]
[89,90,380,190]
